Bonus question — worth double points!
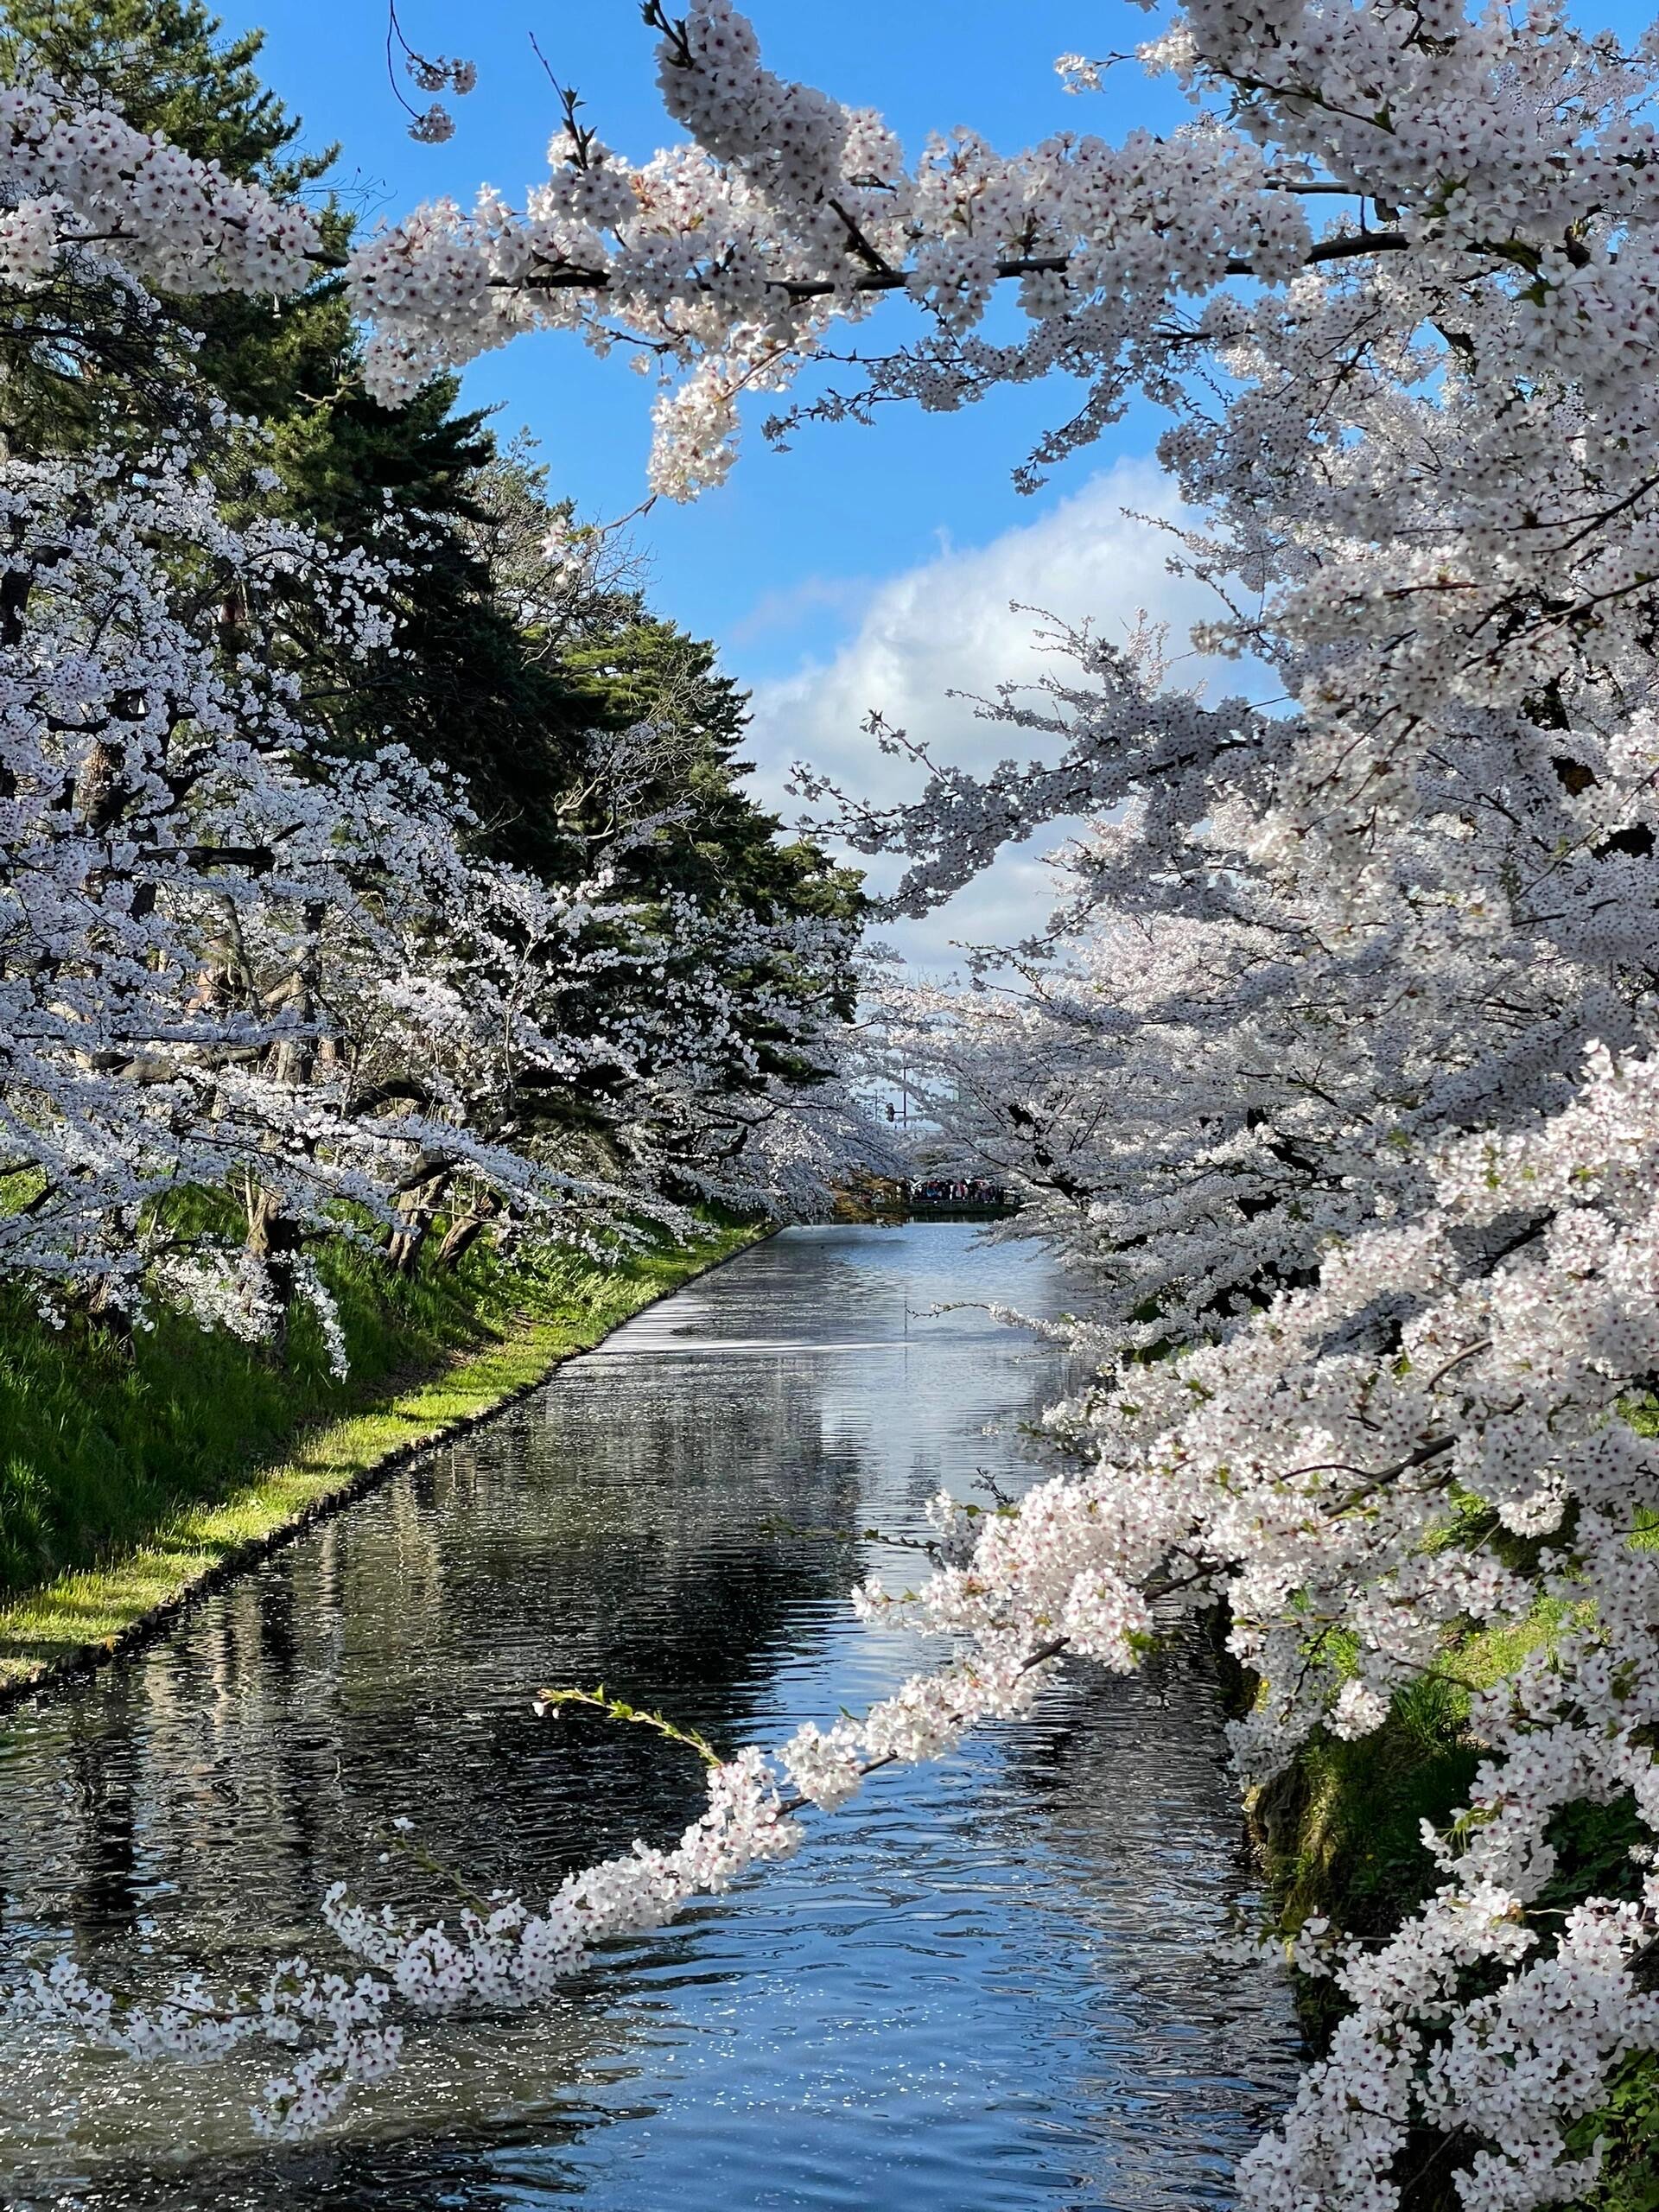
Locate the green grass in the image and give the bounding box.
[1254,1605,1567,1977]
[1249,1593,1657,2208]
[0,1212,765,1693]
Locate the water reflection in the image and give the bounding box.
[0,1224,1298,2209]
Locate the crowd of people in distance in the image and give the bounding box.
[904,1177,1011,1210]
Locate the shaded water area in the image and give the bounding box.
[0,1224,1299,2209]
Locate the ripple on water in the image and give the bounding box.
[0,1224,1299,2210]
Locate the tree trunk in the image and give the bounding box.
[270,899,325,1090]
[82,1273,136,1351]
[385,1167,451,1275]
[245,1185,302,1355]
[437,1190,499,1269]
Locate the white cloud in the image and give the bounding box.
[734,456,1251,970]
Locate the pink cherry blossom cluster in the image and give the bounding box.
[331,0,1659,519]
[21,1747,807,2133]
[0,81,320,294]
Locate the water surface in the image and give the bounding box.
[0,1224,1298,2209]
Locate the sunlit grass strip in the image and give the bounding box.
[0,1219,766,1700]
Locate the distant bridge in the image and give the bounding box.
[833,1177,1023,1224]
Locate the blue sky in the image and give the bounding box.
[220,0,1655,963]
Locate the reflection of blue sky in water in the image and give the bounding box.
[0,1225,1298,2211]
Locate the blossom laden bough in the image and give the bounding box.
[0,79,320,294]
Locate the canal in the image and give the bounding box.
[0,1223,1298,2209]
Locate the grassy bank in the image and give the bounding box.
[0,1213,765,1698]
[1248,1599,1659,2209]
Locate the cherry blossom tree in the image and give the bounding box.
[0,422,655,1330]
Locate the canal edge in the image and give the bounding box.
[0,1224,777,1713]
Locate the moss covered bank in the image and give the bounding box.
[1244,1605,1659,2210]
[0,1214,766,1701]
